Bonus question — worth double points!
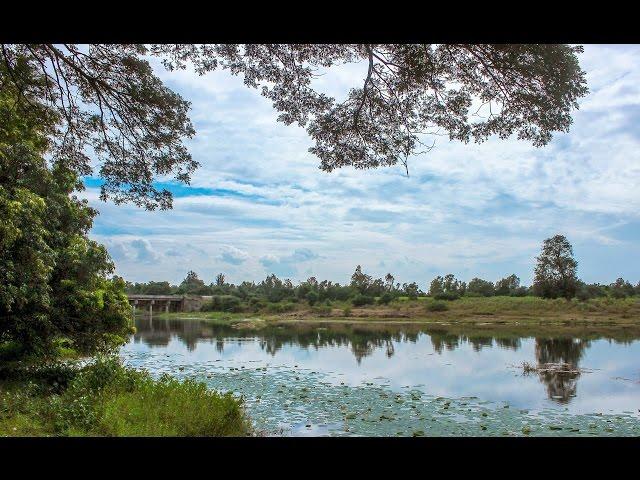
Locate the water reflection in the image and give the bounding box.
[133,317,428,363]
[534,338,589,404]
[130,317,640,408]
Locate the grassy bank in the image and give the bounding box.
[148,296,640,327]
[407,295,640,324]
[0,357,251,437]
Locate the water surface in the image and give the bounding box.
[120,317,640,436]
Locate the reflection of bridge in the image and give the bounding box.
[127,294,210,314]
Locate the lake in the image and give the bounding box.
[120,317,640,436]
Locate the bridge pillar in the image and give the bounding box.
[165,302,170,314]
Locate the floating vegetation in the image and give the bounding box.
[121,350,640,437]
[518,362,593,375]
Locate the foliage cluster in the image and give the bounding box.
[0,61,132,358]
[0,357,250,436]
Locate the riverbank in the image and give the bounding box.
[146,296,640,333]
[0,357,251,437]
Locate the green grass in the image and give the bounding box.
[137,295,640,330]
[150,311,251,321]
[0,357,251,437]
[436,295,640,317]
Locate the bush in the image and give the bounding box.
[50,357,251,436]
[575,282,608,302]
[246,296,266,312]
[201,295,243,313]
[434,292,460,301]
[351,294,375,307]
[576,289,590,302]
[511,286,530,297]
[378,292,394,305]
[467,278,495,297]
[427,301,449,312]
[306,290,319,306]
[0,359,80,394]
[343,307,352,317]
[265,302,296,313]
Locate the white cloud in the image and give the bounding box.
[105,238,159,264]
[219,245,249,265]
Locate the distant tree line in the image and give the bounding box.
[124,236,640,311]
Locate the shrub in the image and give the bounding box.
[511,286,530,297]
[378,292,394,305]
[434,292,460,301]
[467,278,495,297]
[201,295,243,313]
[0,359,80,393]
[427,301,449,312]
[247,296,266,312]
[306,290,319,306]
[343,307,352,317]
[576,289,590,302]
[265,302,296,313]
[575,282,608,301]
[351,294,375,307]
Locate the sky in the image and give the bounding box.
[82,44,640,288]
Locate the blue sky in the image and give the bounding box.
[81,45,640,287]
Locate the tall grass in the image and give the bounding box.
[0,357,251,437]
[443,296,640,316]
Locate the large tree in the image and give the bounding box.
[0,44,588,210]
[533,235,578,299]
[0,60,132,356]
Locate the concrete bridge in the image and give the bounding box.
[127,294,210,314]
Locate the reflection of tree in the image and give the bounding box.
[495,338,521,350]
[351,342,375,364]
[133,317,171,347]
[175,320,211,352]
[534,338,590,404]
[429,331,460,354]
[466,336,493,352]
[133,320,422,362]
[133,331,171,347]
[132,318,613,380]
[385,340,395,358]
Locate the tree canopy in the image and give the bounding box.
[533,235,578,299]
[1,44,588,210]
[0,60,132,357]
